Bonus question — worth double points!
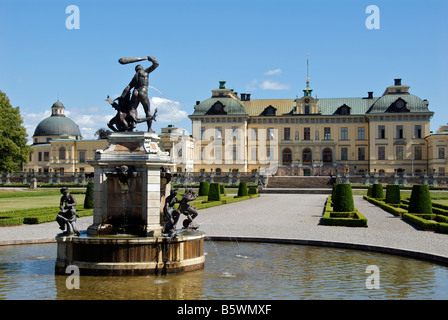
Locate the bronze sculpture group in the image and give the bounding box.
[163,188,200,237]
[107,56,159,133]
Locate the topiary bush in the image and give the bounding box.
[332,183,354,212]
[207,183,221,202]
[84,181,94,209]
[198,181,210,196]
[248,186,258,195]
[332,183,339,205]
[408,184,432,214]
[220,184,226,195]
[367,185,372,197]
[371,184,384,199]
[385,184,401,204]
[237,182,249,197]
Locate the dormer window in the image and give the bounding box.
[336,104,351,115]
[262,105,277,116]
[387,98,410,113]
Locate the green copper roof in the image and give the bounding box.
[33,114,82,137]
[192,97,247,116]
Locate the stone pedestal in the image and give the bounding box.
[86,132,173,237]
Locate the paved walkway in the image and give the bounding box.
[1,194,448,264]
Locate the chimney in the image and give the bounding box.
[394,78,402,86]
[241,93,246,101]
[368,91,373,99]
[196,101,200,105]
[246,94,251,101]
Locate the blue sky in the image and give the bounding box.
[0,0,447,141]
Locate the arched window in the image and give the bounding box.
[322,148,333,163]
[282,148,292,164]
[302,148,312,164]
[215,168,222,175]
[59,147,66,160]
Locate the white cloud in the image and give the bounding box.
[150,97,188,123]
[260,80,291,90]
[264,68,282,76]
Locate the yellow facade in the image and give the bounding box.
[189,79,436,176]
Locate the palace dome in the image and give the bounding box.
[33,101,82,138]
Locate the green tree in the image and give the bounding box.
[0,91,33,172]
[84,181,94,209]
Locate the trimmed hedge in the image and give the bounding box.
[207,183,221,202]
[385,184,401,204]
[371,184,384,199]
[322,196,368,227]
[84,181,94,209]
[248,186,258,195]
[332,184,354,212]
[237,182,249,197]
[408,184,432,214]
[198,181,210,196]
[220,184,226,195]
[402,213,438,230]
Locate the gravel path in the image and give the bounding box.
[1,194,448,263]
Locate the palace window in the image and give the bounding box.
[378,146,386,160]
[358,147,365,161]
[396,146,404,160]
[341,147,348,161]
[284,127,291,140]
[439,148,445,159]
[414,125,422,139]
[322,148,333,163]
[414,146,423,160]
[378,125,385,139]
[358,127,365,140]
[341,127,348,140]
[324,127,331,140]
[304,128,311,140]
[302,148,312,164]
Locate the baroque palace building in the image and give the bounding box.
[189,78,447,176]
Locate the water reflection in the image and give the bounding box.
[0,242,448,299]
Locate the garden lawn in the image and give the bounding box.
[0,193,86,212]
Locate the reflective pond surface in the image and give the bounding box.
[1,241,448,299]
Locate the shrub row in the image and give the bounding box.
[0,205,93,226]
[364,195,448,234]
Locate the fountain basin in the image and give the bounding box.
[55,232,205,276]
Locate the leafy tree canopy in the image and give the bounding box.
[94,128,112,139]
[0,90,33,172]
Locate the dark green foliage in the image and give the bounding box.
[408,184,432,214]
[332,183,354,212]
[367,185,372,197]
[198,181,210,196]
[332,183,339,201]
[0,90,34,172]
[219,184,226,195]
[207,183,221,202]
[248,186,258,195]
[385,184,401,204]
[371,184,384,199]
[237,182,248,197]
[84,181,94,209]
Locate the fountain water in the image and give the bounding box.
[55,132,205,276]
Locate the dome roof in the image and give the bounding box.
[33,101,82,138]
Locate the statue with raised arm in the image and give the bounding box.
[118,56,159,132]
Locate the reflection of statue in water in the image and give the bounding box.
[163,188,181,237]
[120,56,159,133]
[179,189,199,229]
[56,187,80,236]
